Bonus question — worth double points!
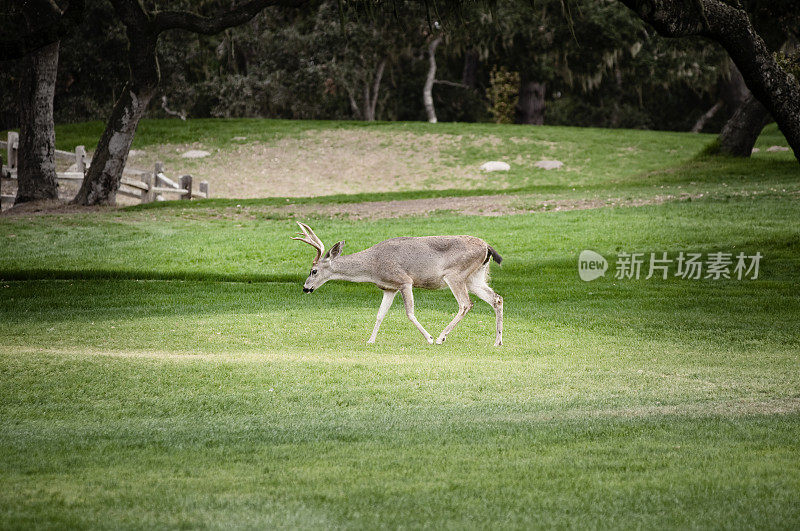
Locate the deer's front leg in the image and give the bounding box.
[400,285,434,344]
[368,290,397,344]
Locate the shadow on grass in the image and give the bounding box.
[0,268,299,284]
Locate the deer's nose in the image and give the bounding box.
[303,287,314,293]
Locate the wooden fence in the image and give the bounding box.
[1,131,209,209]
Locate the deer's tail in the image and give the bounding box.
[485,245,503,265]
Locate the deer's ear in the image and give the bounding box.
[328,240,345,259]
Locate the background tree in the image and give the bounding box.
[1,0,83,204]
[472,0,727,129]
[73,0,308,206]
[618,0,800,162]
[711,0,799,156]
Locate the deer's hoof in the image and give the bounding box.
[435,336,446,345]
[494,339,503,346]
[426,337,434,344]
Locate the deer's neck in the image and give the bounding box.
[331,252,375,284]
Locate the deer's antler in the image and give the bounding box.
[291,221,325,264]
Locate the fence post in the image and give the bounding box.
[179,175,192,200]
[75,145,87,173]
[152,162,163,201]
[199,181,209,199]
[7,131,18,171]
[142,171,154,203]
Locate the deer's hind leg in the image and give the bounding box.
[400,284,434,344]
[467,268,503,346]
[436,276,473,344]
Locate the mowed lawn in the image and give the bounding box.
[1,120,799,528]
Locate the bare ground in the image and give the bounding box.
[123,130,522,198]
[209,193,705,221]
[1,189,710,219]
[0,129,712,217]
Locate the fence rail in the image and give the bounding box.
[1,132,209,209]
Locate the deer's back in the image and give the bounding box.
[365,235,489,290]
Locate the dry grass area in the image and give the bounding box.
[174,192,704,221]
[122,130,532,198]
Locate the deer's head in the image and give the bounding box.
[291,221,344,293]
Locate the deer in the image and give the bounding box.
[291,221,503,346]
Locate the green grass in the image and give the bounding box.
[1,119,799,528]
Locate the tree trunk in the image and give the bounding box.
[423,37,442,124]
[461,49,478,89]
[73,0,305,205]
[692,99,724,133]
[717,94,771,156]
[618,0,800,163]
[72,82,155,205]
[719,61,748,108]
[363,58,386,122]
[15,41,59,204]
[73,31,158,206]
[712,60,772,155]
[517,80,545,125]
[347,90,362,119]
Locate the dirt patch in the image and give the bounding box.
[2,129,565,211]
[122,130,509,199]
[218,193,704,221]
[1,192,700,219]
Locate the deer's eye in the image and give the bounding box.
[311,269,317,275]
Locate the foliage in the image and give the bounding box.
[0,0,743,132]
[775,50,800,80]
[485,66,520,123]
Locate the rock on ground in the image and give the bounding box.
[181,150,211,159]
[480,161,510,172]
[534,160,563,170]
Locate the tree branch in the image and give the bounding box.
[617,0,706,37]
[346,89,362,119]
[108,0,148,32]
[618,0,800,161]
[153,0,308,35]
[369,58,387,117]
[433,79,470,89]
[0,0,84,60]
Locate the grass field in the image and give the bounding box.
[1,119,799,528]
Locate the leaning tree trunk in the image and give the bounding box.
[423,37,442,123]
[717,94,771,156]
[15,41,59,204]
[517,80,545,125]
[618,0,800,163]
[72,81,155,205]
[73,32,158,205]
